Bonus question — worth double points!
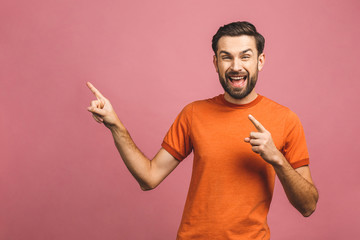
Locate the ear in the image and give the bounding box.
[258,53,265,71]
[213,55,218,73]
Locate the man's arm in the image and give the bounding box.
[110,125,180,190]
[273,158,318,217]
[244,114,319,217]
[86,82,180,190]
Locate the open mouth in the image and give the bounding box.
[228,75,247,88]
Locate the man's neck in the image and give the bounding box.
[224,90,258,105]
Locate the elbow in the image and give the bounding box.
[301,206,316,217]
[140,184,155,191]
[139,169,162,191]
[301,189,319,217]
[140,181,158,191]
[301,195,319,217]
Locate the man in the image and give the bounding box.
[87,21,318,240]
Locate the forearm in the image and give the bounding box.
[86,83,155,190]
[109,121,153,190]
[272,154,319,217]
[244,114,318,216]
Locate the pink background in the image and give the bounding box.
[1,0,360,239]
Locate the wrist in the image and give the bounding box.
[269,151,285,168]
[109,119,126,134]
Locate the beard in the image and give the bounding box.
[218,68,258,100]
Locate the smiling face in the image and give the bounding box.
[213,35,265,103]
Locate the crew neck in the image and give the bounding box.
[219,93,263,109]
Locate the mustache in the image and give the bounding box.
[226,71,248,77]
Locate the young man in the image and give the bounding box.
[87,21,318,240]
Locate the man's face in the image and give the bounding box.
[213,35,265,100]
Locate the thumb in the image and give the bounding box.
[87,107,106,116]
[97,97,106,109]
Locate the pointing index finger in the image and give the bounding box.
[86,82,105,99]
[248,114,266,132]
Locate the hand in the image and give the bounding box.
[86,82,121,129]
[244,114,283,166]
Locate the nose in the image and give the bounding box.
[231,58,243,72]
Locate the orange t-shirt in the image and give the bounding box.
[162,94,309,240]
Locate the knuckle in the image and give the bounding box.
[92,100,99,106]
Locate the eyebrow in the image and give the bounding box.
[219,48,253,55]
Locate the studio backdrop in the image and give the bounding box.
[1,0,360,239]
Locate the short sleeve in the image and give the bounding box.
[282,111,310,169]
[161,103,193,161]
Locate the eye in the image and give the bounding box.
[221,56,231,60]
[241,55,251,60]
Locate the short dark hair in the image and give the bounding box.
[212,21,265,56]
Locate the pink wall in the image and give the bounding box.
[1,0,359,239]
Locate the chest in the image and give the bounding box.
[190,109,286,158]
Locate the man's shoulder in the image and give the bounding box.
[260,95,292,112]
[184,94,223,109]
[260,95,301,122]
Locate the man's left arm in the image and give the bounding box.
[244,114,319,217]
[272,157,318,217]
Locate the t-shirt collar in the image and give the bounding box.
[219,93,263,109]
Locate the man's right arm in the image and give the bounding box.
[86,82,180,190]
[110,124,180,190]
